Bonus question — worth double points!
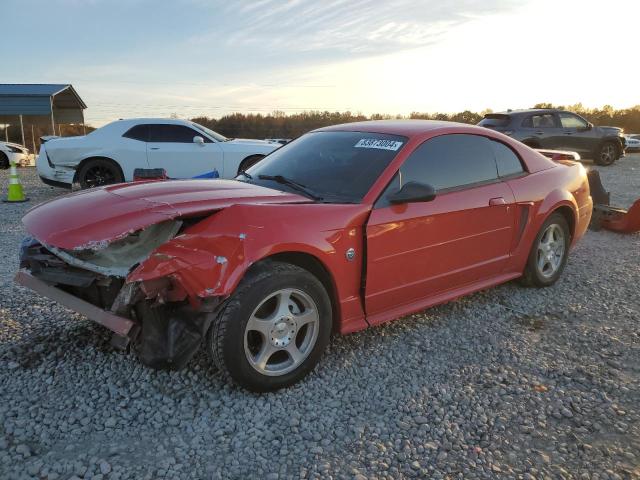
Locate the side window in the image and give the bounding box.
[397,134,498,192]
[490,140,525,177]
[559,113,588,129]
[525,114,556,128]
[148,124,210,143]
[122,124,149,142]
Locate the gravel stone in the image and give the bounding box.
[1,161,640,479]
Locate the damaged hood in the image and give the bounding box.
[23,179,308,250]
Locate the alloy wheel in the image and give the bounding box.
[600,144,616,165]
[536,223,566,278]
[84,165,117,187]
[244,288,319,376]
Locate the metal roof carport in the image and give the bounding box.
[0,84,87,148]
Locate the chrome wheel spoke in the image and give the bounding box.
[285,343,304,365]
[294,309,317,327]
[253,343,278,371]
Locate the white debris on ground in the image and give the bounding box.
[0,156,639,479]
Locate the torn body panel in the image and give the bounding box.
[588,170,640,233]
[127,202,372,333]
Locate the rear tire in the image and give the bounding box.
[520,212,570,287]
[0,152,8,170]
[594,141,618,166]
[207,261,332,392]
[77,158,124,189]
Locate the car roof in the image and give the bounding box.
[108,118,196,127]
[314,119,491,138]
[490,108,566,116]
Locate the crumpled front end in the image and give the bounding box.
[17,218,225,370]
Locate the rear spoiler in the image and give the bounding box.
[39,135,60,144]
[535,149,581,161]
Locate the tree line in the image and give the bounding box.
[1,104,639,152]
[194,104,640,139]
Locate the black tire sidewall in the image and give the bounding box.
[595,142,617,166]
[78,158,123,188]
[0,152,8,170]
[525,213,571,287]
[210,265,332,391]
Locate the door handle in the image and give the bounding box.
[489,197,506,206]
[150,147,160,150]
[535,131,544,135]
[564,131,573,135]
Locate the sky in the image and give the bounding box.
[2,0,640,126]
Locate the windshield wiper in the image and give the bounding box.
[258,175,323,201]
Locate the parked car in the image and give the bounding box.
[17,120,592,391]
[624,134,640,152]
[36,118,280,188]
[0,141,29,169]
[264,138,292,145]
[478,109,626,166]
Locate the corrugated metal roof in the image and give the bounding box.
[0,84,87,118]
[0,84,71,96]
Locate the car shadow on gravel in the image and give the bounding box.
[1,321,114,369]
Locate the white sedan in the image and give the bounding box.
[0,142,29,169]
[37,118,280,188]
[625,134,640,152]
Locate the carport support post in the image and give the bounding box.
[4,124,7,142]
[31,124,36,156]
[81,109,86,135]
[19,115,25,147]
[50,97,55,136]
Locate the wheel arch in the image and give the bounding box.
[237,154,265,175]
[245,251,340,332]
[73,156,124,183]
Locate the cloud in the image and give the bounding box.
[188,0,521,60]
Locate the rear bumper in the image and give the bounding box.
[39,175,71,189]
[36,149,75,187]
[14,270,136,337]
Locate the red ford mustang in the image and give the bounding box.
[17,120,592,391]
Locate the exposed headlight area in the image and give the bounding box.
[42,220,183,277]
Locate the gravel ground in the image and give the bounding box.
[0,156,639,480]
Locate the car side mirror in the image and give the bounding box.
[581,122,593,131]
[193,135,205,146]
[388,182,436,204]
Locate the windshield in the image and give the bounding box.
[242,131,407,203]
[191,122,228,142]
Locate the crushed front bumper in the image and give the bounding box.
[14,270,137,338]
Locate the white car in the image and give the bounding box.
[624,134,640,152]
[0,142,29,169]
[37,118,280,188]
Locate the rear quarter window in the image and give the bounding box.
[490,140,525,177]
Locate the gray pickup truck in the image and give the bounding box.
[478,108,626,166]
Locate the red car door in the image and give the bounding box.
[364,134,519,323]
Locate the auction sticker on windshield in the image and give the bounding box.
[354,138,404,151]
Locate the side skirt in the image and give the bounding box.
[364,271,522,328]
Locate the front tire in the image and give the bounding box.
[520,212,570,287]
[77,158,124,188]
[595,142,618,166]
[0,152,8,170]
[207,261,332,392]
